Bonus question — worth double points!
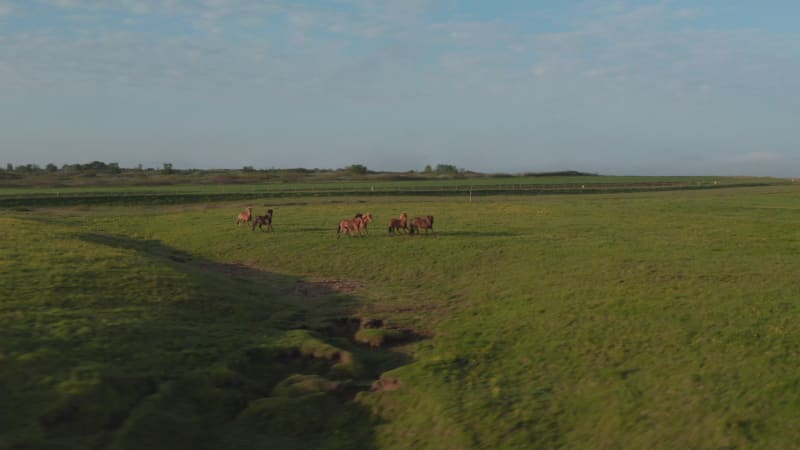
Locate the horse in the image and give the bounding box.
[236,207,253,225]
[409,215,435,236]
[358,213,373,235]
[337,215,364,239]
[252,209,273,232]
[388,212,408,234]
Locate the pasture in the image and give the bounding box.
[2,183,800,449]
[0,175,780,209]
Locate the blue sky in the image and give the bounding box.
[1,1,799,176]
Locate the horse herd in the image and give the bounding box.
[236,207,273,232]
[235,206,435,238]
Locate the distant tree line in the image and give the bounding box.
[0,162,381,176]
[2,161,587,179]
[1,161,123,173]
[0,161,182,175]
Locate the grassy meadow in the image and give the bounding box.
[0,175,782,210]
[2,181,800,449]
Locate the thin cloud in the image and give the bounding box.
[674,8,702,20]
[0,2,16,16]
[728,152,786,164]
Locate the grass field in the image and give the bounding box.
[2,182,800,449]
[0,175,785,209]
[0,175,775,194]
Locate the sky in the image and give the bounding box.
[1,1,799,176]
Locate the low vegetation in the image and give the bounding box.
[2,178,800,448]
[0,161,491,188]
[0,166,785,210]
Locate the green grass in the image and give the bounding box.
[1,175,787,209]
[0,174,784,195]
[3,184,800,449]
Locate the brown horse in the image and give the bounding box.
[388,212,408,234]
[409,215,435,236]
[337,215,364,239]
[236,207,253,225]
[252,209,273,232]
[358,213,373,234]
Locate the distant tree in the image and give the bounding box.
[46,163,58,172]
[6,163,12,171]
[108,162,121,174]
[348,164,368,175]
[16,164,41,173]
[423,164,432,174]
[435,164,458,174]
[85,161,107,171]
[242,165,255,172]
[136,164,143,171]
[162,163,174,174]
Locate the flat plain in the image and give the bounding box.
[2,180,800,449]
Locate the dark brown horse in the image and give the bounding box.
[388,212,408,234]
[252,209,273,232]
[409,215,435,236]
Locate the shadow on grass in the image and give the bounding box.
[5,232,420,450]
[402,230,517,238]
[293,227,337,233]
